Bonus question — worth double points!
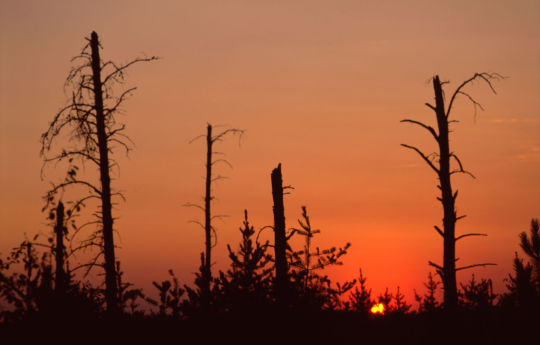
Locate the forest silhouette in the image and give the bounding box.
[0,31,538,344]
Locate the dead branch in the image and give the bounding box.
[400,119,439,141]
[400,144,439,173]
[455,233,487,241]
[446,72,503,119]
[456,263,496,271]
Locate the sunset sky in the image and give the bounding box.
[1,0,539,304]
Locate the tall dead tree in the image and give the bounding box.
[401,73,500,311]
[187,124,243,307]
[40,31,157,312]
[271,163,288,305]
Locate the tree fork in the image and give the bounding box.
[90,31,118,313]
[271,163,288,305]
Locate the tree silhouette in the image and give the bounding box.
[401,73,501,311]
[504,254,537,312]
[288,206,354,310]
[414,272,441,313]
[519,219,540,287]
[149,269,185,318]
[502,219,540,312]
[271,163,289,306]
[0,241,49,320]
[347,269,373,315]
[459,274,496,312]
[214,210,273,313]
[53,202,67,297]
[186,123,243,309]
[40,31,157,312]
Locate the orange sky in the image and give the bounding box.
[1,0,539,304]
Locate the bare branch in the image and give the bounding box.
[425,102,436,111]
[102,56,159,85]
[400,144,439,173]
[428,261,443,270]
[434,225,444,237]
[455,233,487,241]
[47,180,102,196]
[211,159,233,169]
[400,119,439,141]
[188,220,205,230]
[184,203,204,212]
[446,72,503,119]
[456,263,496,271]
[449,153,476,178]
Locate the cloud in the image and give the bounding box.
[489,117,538,124]
[515,146,540,162]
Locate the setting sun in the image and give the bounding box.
[370,303,385,315]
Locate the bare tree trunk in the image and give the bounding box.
[401,72,500,313]
[90,31,118,313]
[203,124,213,305]
[433,76,458,311]
[271,163,288,305]
[54,201,66,295]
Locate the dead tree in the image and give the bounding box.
[186,123,243,307]
[401,73,501,311]
[40,31,157,312]
[54,201,66,295]
[271,163,288,305]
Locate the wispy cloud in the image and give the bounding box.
[515,146,540,162]
[489,117,538,124]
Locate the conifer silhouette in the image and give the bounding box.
[347,269,373,315]
[215,210,273,312]
[288,206,353,310]
[519,219,540,287]
[414,272,440,313]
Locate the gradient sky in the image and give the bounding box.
[1,0,539,304]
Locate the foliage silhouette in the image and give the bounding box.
[414,272,441,313]
[288,206,354,310]
[519,218,540,288]
[459,274,496,312]
[347,269,373,315]
[501,220,540,314]
[214,210,273,313]
[148,269,185,318]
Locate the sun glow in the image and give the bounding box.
[370,303,385,315]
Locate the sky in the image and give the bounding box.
[1,0,539,304]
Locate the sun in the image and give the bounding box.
[370,303,385,315]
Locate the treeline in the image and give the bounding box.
[0,31,538,343]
